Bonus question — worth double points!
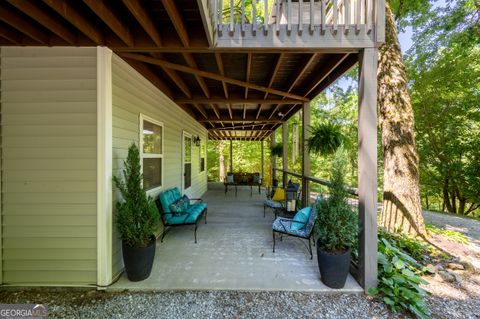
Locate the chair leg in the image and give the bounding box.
[194,222,198,244]
[263,205,266,218]
[161,227,167,243]
[250,185,252,196]
[204,208,208,224]
[308,238,313,260]
[272,231,276,253]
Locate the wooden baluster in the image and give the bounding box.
[366,0,372,33]
[345,0,350,34]
[356,0,361,33]
[276,0,281,34]
[310,0,315,33]
[241,0,245,33]
[264,0,269,34]
[252,0,257,34]
[287,0,292,32]
[299,0,303,34]
[230,0,234,33]
[333,0,338,33]
[321,0,326,34]
[219,0,223,35]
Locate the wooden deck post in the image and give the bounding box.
[282,122,288,186]
[358,47,378,292]
[229,140,233,173]
[301,102,310,207]
[261,140,265,182]
[271,132,276,184]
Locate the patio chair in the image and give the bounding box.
[272,196,322,259]
[263,182,301,218]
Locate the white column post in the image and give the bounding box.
[261,140,265,181]
[271,131,276,184]
[97,46,113,288]
[358,47,378,292]
[229,140,233,173]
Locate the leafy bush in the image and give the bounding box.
[381,230,431,262]
[370,230,431,319]
[315,148,358,253]
[426,224,469,244]
[113,143,159,247]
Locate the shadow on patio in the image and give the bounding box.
[111,184,362,292]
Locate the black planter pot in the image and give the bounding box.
[122,236,156,282]
[316,241,351,289]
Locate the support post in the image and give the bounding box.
[271,132,276,184]
[302,103,311,207]
[282,122,288,186]
[229,140,233,173]
[358,47,378,292]
[261,140,265,182]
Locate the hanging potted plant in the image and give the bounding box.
[113,143,159,281]
[270,143,283,157]
[314,148,358,288]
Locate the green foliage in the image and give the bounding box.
[370,230,431,319]
[269,143,283,157]
[426,224,469,245]
[113,143,159,247]
[314,148,358,252]
[380,230,431,263]
[307,122,346,156]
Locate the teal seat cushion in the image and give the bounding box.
[291,207,311,231]
[166,213,198,224]
[159,187,182,213]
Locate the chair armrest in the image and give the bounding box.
[189,198,203,203]
[278,218,306,232]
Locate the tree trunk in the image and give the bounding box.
[377,1,427,237]
[443,177,454,213]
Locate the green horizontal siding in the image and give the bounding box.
[1,47,97,285]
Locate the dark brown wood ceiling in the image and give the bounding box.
[0,0,358,141]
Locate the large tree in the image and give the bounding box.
[377,0,429,236]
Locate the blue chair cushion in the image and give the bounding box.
[226,175,234,183]
[272,218,308,237]
[169,198,188,215]
[264,199,283,208]
[291,207,311,231]
[253,175,260,183]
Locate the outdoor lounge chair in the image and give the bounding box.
[272,196,322,259]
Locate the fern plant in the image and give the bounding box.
[307,122,346,156]
[270,143,283,157]
[113,143,159,247]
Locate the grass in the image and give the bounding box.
[426,223,469,245]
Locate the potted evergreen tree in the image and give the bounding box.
[315,148,358,288]
[113,143,159,281]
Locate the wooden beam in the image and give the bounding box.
[83,0,133,46]
[210,104,221,119]
[43,0,103,44]
[8,0,77,45]
[0,5,49,44]
[151,53,191,98]
[119,53,310,101]
[301,102,311,207]
[122,0,162,46]
[215,52,229,99]
[161,0,189,47]
[287,53,318,92]
[227,103,233,119]
[256,105,263,119]
[199,117,281,123]
[264,53,285,99]
[0,24,21,44]
[175,98,302,104]
[303,53,351,96]
[245,52,252,99]
[214,124,273,130]
[123,58,173,98]
[183,53,210,98]
[192,103,208,119]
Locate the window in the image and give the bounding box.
[140,115,164,191]
[200,137,206,172]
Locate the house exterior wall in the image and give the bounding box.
[0,47,98,285]
[111,54,208,279]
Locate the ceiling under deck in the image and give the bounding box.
[0,0,359,141]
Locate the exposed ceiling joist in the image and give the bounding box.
[43,0,103,44]
[215,53,229,99]
[0,5,49,44]
[183,52,210,98]
[303,53,351,96]
[83,0,133,46]
[122,0,162,46]
[118,53,309,101]
[199,117,281,123]
[8,0,77,45]
[123,58,173,98]
[161,0,189,47]
[175,98,303,104]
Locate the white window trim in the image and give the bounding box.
[139,114,164,195]
[182,131,192,192]
[199,136,206,173]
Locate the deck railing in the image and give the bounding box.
[207,0,383,37]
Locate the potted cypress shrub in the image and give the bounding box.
[315,148,358,288]
[113,143,159,281]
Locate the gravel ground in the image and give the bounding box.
[0,290,400,319]
[423,210,480,246]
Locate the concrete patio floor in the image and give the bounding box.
[111,184,362,293]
